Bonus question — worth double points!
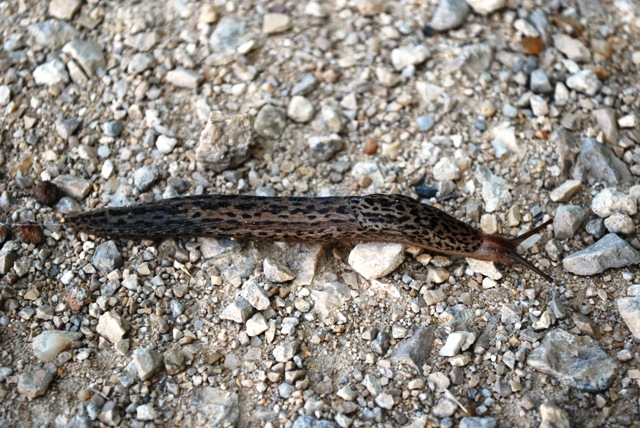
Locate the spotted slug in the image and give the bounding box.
[63,194,553,282]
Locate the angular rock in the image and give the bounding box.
[604,213,635,235]
[391,45,429,70]
[308,134,343,163]
[348,243,405,280]
[17,364,56,398]
[439,331,476,357]
[591,188,637,218]
[539,402,570,428]
[93,241,123,272]
[166,68,203,89]
[132,166,160,191]
[550,180,582,202]
[527,329,616,392]
[32,330,82,362]
[241,280,270,310]
[49,0,82,20]
[273,341,299,362]
[466,0,504,14]
[196,112,253,172]
[97,311,130,343]
[132,348,162,381]
[476,165,512,213]
[617,295,640,340]
[554,34,591,62]
[566,70,601,96]
[287,96,315,123]
[563,233,640,275]
[392,325,436,373]
[430,0,469,31]
[62,40,105,76]
[593,108,618,144]
[574,138,631,185]
[190,387,239,426]
[208,16,247,54]
[460,417,497,428]
[262,13,291,34]
[52,175,92,199]
[263,258,295,283]
[246,313,269,337]
[530,69,552,93]
[553,205,586,240]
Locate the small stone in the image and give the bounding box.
[539,402,571,428]
[136,404,157,421]
[391,45,429,70]
[355,0,385,15]
[28,20,79,50]
[416,115,436,131]
[199,5,218,23]
[166,68,202,89]
[262,13,291,34]
[348,243,405,280]
[273,341,299,362]
[371,331,391,355]
[292,74,318,96]
[591,188,637,218]
[617,295,640,340]
[527,329,616,392]
[530,95,548,116]
[93,241,122,272]
[0,85,11,105]
[618,114,637,128]
[99,401,122,426]
[308,134,343,163]
[133,166,160,191]
[0,250,17,274]
[593,108,618,144]
[34,181,61,207]
[55,117,81,140]
[18,365,56,398]
[191,387,239,426]
[246,313,269,337]
[466,0,504,14]
[530,69,552,93]
[500,304,521,324]
[391,325,436,371]
[585,219,605,238]
[433,157,460,181]
[563,233,640,276]
[429,0,469,32]
[33,59,69,86]
[209,17,247,55]
[221,300,254,323]
[156,135,178,154]
[241,280,270,310]
[566,70,601,96]
[132,347,162,381]
[423,289,446,306]
[164,349,186,375]
[439,331,476,357]
[549,180,582,202]
[52,175,92,199]
[196,112,253,172]
[532,309,555,331]
[254,105,286,138]
[554,34,591,62]
[375,392,395,410]
[287,96,315,123]
[604,213,635,235]
[460,417,497,428]
[466,259,502,281]
[49,0,82,20]
[62,40,105,76]
[103,120,124,137]
[432,399,457,418]
[572,312,599,338]
[576,138,631,185]
[475,165,512,213]
[263,258,295,283]
[97,311,130,343]
[553,205,586,240]
[375,66,399,87]
[32,330,82,362]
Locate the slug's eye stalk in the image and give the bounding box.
[471,219,554,282]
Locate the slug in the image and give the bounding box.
[63,194,553,282]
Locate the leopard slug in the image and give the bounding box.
[63,194,553,282]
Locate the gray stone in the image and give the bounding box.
[391,45,429,70]
[166,68,203,89]
[55,117,81,140]
[0,85,10,105]
[246,313,269,337]
[133,165,160,191]
[375,66,399,87]
[62,40,105,76]
[49,0,82,20]
[93,241,122,272]
[432,399,457,417]
[136,404,157,421]
[430,0,469,31]
[0,250,17,274]
[132,348,162,381]
[97,311,130,343]
[563,233,640,276]
[254,105,286,138]
[585,218,605,238]
[28,20,78,50]
[292,73,318,96]
[273,341,299,362]
[98,401,121,426]
[33,59,69,86]
[539,402,570,428]
[124,31,158,52]
[196,111,253,172]
[348,242,405,280]
[527,329,616,392]
[241,280,270,310]
[553,205,586,240]
[593,108,618,144]
[198,237,243,259]
[371,331,391,355]
[566,70,601,96]
[164,349,186,375]
[530,95,548,116]
[530,69,552,93]
[308,134,343,163]
[292,416,339,428]
[574,138,631,185]
[460,417,497,428]
[392,325,436,373]
[17,364,56,398]
[103,120,124,137]
[220,299,254,323]
[476,165,512,213]
[375,392,395,409]
[287,96,315,123]
[617,295,640,340]
[53,174,92,199]
[433,157,460,181]
[416,115,436,131]
[32,330,82,362]
[604,213,635,235]
[591,188,637,218]
[550,180,582,202]
[127,53,155,74]
[263,258,295,283]
[554,34,591,62]
[209,16,247,54]
[439,331,476,356]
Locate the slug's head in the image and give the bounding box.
[471,219,553,282]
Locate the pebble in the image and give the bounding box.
[292,73,318,96]
[554,34,591,62]
[460,417,497,428]
[308,134,343,163]
[191,387,239,426]
[33,59,69,86]
[156,134,178,154]
[616,295,640,340]
[549,180,582,202]
[103,120,124,137]
[28,20,78,50]
[576,138,631,185]
[221,300,254,323]
[439,331,476,357]
[432,399,457,418]
[55,117,81,140]
[553,205,586,240]
[348,243,405,280]
[604,213,635,234]
[618,114,637,128]
[97,311,130,343]
[392,325,436,371]
[254,105,287,138]
[375,392,395,410]
[433,157,460,181]
[93,240,123,272]
[246,313,269,337]
[591,188,637,218]
[287,96,315,123]
[98,401,121,426]
[0,85,10,105]
[416,115,436,131]
[375,66,399,87]
[390,45,429,70]
[241,280,270,310]
[429,0,469,31]
[273,341,299,362]
[585,218,605,239]
[530,95,548,116]
[133,165,160,191]
[48,0,82,20]
[530,69,552,93]
[166,68,202,89]
[566,70,602,96]
[593,108,619,144]
[371,331,391,355]
[466,0,504,14]
[136,404,157,421]
[132,347,162,381]
[164,349,186,375]
[208,17,247,55]
[196,112,253,172]
[262,13,292,34]
[466,259,503,280]
[527,329,616,392]
[539,402,571,428]
[563,233,640,276]
[475,165,512,213]
[17,364,57,398]
[32,330,83,362]
[355,0,385,15]
[52,174,92,199]
[263,258,295,283]
[62,40,105,76]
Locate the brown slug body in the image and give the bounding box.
[64,194,553,282]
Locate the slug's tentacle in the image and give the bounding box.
[64,194,553,281]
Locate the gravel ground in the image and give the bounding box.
[1,0,640,427]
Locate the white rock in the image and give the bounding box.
[375,66,399,87]
[439,331,476,356]
[348,243,405,280]
[136,404,157,421]
[591,188,637,217]
[566,70,601,96]
[246,313,269,337]
[166,68,202,89]
[475,165,512,213]
[466,259,503,280]
[618,114,637,128]
[220,300,253,323]
[604,213,636,235]
[0,85,10,105]
[550,180,582,202]
[554,34,591,62]
[263,258,295,283]
[97,311,130,344]
[530,95,549,116]
[156,135,177,154]
[287,96,315,123]
[617,296,640,340]
[33,59,69,86]
[262,13,291,34]
[390,45,429,70]
[492,123,518,153]
[433,157,460,181]
[32,330,82,362]
[241,280,271,310]
[466,0,505,15]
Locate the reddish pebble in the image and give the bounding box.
[521,37,545,56]
[65,286,88,310]
[363,138,378,155]
[18,223,45,244]
[34,181,61,206]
